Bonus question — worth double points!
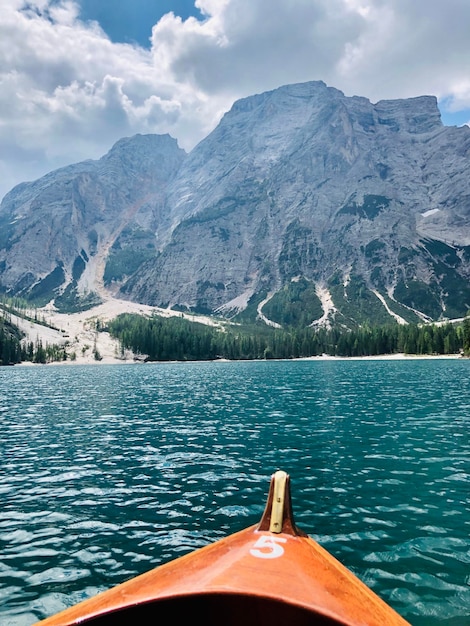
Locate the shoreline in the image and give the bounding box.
[11,296,222,367]
[6,295,467,367]
[14,352,465,367]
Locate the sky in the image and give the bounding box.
[1,0,470,200]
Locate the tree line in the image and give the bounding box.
[2,309,470,366]
[107,313,470,362]
[0,305,68,365]
[0,321,22,365]
[0,328,68,365]
[0,299,69,365]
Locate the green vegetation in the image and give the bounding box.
[184,200,237,225]
[421,239,470,318]
[54,284,102,313]
[261,279,323,326]
[278,222,317,280]
[72,254,86,281]
[339,195,390,220]
[88,229,98,254]
[0,296,61,333]
[0,318,22,364]
[233,291,268,324]
[104,247,153,284]
[394,279,442,319]
[377,292,421,324]
[463,314,470,356]
[0,215,14,249]
[435,266,470,319]
[2,298,468,367]
[0,301,70,365]
[106,313,466,362]
[364,239,386,261]
[0,322,67,365]
[25,341,68,364]
[329,274,392,328]
[27,264,65,306]
[103,226,156,285]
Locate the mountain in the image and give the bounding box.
[0,134,185,311]
[1,81,470,326]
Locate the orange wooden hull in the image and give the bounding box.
[34,472,410,626]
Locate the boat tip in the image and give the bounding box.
[257,470,307,536]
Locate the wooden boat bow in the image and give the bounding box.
[34,471,410,625]
[257,470,307,535]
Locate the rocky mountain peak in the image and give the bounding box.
[373,95,442,134]
[103,133,185,173]
[1,81,470,326]
[0,133,185,311]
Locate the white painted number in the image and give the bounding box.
[250,535,287,559]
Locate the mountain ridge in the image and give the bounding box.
[1,80,470,326]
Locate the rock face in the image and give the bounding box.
[0,134,185,311]
[1,81,470,324]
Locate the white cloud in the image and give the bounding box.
[1,0,470,200]
[150,0,364,98]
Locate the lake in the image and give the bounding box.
[0,359,469,625]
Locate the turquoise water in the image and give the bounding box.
[0,360,469,625]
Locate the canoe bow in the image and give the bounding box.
[34,470,410,625]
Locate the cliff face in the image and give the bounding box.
[120,82,470,323]
[1,81,470,324]
[0,134,186,310]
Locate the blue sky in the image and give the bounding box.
[1,0,470,200]
[439,104,470,128]
[76,0,202,47]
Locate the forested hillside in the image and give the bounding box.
[0,305,67,365]
[107,314,470,361]
[2,304,470,366]
[0,319,22,365]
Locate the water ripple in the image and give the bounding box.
[0,360,469,625]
